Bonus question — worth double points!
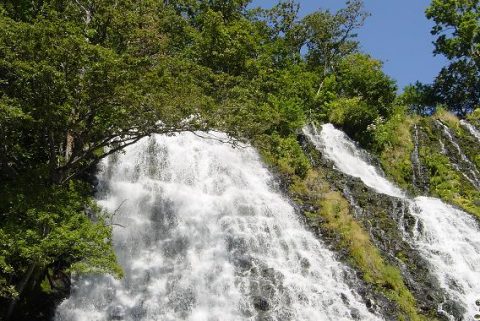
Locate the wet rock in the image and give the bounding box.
[130,304,147,318]
[300,257,310,269]
[350,308,361,320]
[300,204,318,213]
[340,293,349,305]
[366,298,375,310]
[441,300,467,321]
[108,305,126,320]
[253,296,270,311]
[256,315,274,321]
[234,254,254,271]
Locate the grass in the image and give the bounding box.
[290,169,427,321]
[433,108,460,129]
[372,109,480,219]
[467,108,480,127]
[419,143,480,218]
[373,107,416,190]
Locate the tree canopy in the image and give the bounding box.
[409,0,480,115]
[0,1,401,319]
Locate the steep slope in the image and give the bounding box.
[304,123,480,320]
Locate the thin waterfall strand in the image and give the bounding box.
[460,119,480,142]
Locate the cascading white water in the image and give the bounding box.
[55,131,381,321]
[460,119,480,142]
[436,121,480,190]
[409,198,480,319]
[304,123,480,320]
[304,124,404,198]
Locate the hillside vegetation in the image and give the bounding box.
[0,0,478,320]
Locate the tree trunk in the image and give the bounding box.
[65,131,74,163]
[5,263,37,321]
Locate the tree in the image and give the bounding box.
[316,53,397,145]
[334,53,397,115]
[303,0,368,80]
[426,0,480,115]
[398,82,437,115]
[426,0,480,62]
[0,2,211,318]
[0,2,209,186]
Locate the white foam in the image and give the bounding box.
[55,131,380,321]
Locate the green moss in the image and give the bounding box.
[256,133,311,179]
[373,107,416,190]
[438,111,480,171]
[290,170,427,321]
[467,108,480,128]
[420,145,480,218]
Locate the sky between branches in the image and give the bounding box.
[251,0,448,91]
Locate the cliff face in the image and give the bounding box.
[282,116,480,321]
[414,117,480,218]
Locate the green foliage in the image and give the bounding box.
[433,59,480,115]
[425,0,480,115]
[327,97,377,143]
[335,53,397,114]
[0,6,210,185]
[372,107,415,189]
[258,134,311,178]
[467,107,480,127]
[0,180,122,296]
[426,0,480,61]
[315,53,397,145]
[194,9,260,75]
[303,0,368,71]
[398,82,437,115]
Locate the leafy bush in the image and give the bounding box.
[372,107,415,189]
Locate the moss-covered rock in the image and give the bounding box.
[293,135,441,321]
[416,117,480,218]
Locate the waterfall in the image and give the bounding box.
[304,124,480,320]
[460,119,480,142]
[304,124,404,198]
[411,124,427,192]
[409,197,480,320]
[55,132,381,321]
[436,120,480,190]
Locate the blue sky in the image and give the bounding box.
[250,0,448,91]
